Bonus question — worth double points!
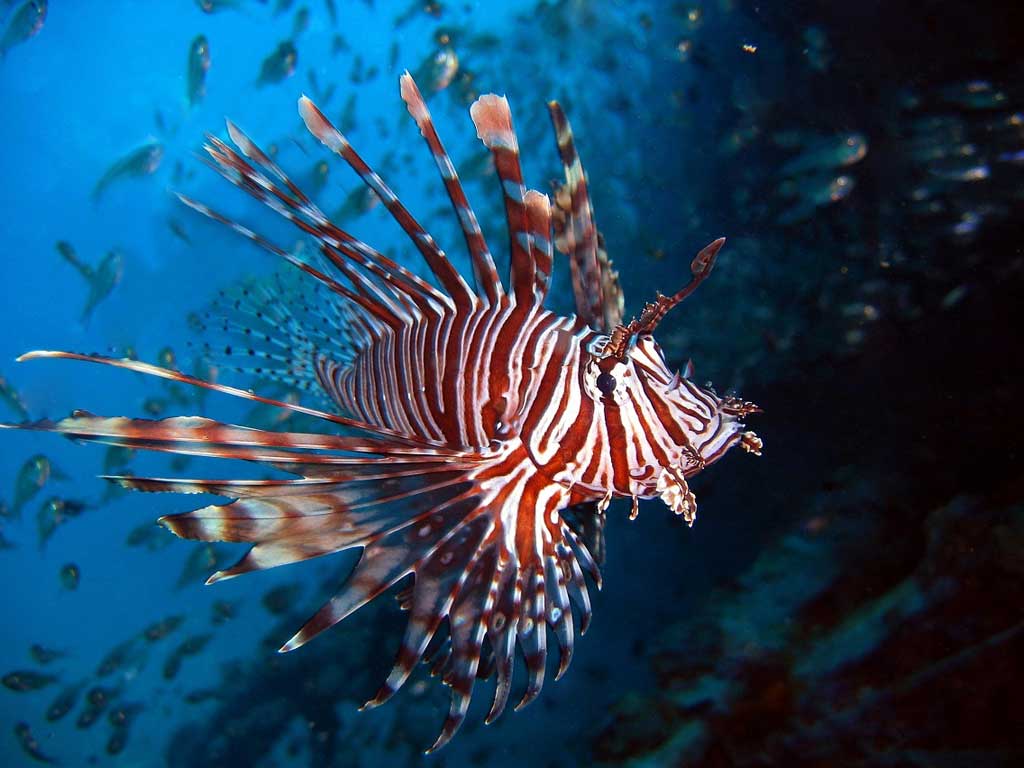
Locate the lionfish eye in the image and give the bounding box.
[596,371,617,395]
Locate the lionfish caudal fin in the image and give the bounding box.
[8,74,606,751]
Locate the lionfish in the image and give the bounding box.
[6,73,761,750]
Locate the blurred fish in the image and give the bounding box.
[413,46,458,92]
[142,396,168,417]
[0,524,14,549]
[196,0,245,12]
[331,184,379,223]
[107,727,128,756]
[37,496,87,550]
[13,453,65,518]
[274,0,293,13]
[45,680,85,722]
[257,40,298,86]
[0,371,29,419]
[143,614,184,642]
[29,644,66,665]
[179,633,213,656]
[310,158,329,193]
[337,91,356,133]
[394,0,442,27]
[186,35,211,107]
[330,32,348,56]
[0,0,46,59]
[157,346,177,370]
[211,598,238,624]
[55,242,124,321]
[185,687,222,703]
[125,520,172,551]
[261,582,302,615]
[59,562,79,590]
[163,633,213,680]
[778,174,855,225]
[168,217,193,245]
[77,685,116,729]
[176,543,229,589]
[107,701,143,728]
[306,68,335,105]
[91,141,163,202]
[940,80,1008,110]
[96,637,141,677]
[323,0,336,25]
[13,721,56,765]
[780,133,867,176]
[3,669,57,692]
[292,6,309,38]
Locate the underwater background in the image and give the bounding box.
[2,0,1023,765]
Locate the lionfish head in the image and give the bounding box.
[577,238,762,521]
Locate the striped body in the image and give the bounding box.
[5,72,760,751]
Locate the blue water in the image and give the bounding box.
[3,1,1023,766]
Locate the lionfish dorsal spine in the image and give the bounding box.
[297,96,477,313]
[399,72,504,305]
[469,94,547,311]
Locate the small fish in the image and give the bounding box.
[331,184,380,223]
[2,669,58,692]
[45,680,85,722]
[29,644,67,665]
[274,0,294,14]
[261,582,303,615]
[157,346,178,370]
[143,614,184,642]
[196,0,244,12]
[0,0,46,59]
[0,372,29,419]
[939,79,1008,110]
[780,132,867,177]
[142,397,168,417]
[37,496,87,550]
[125,521,172,551]
[292,6,309,38]
[13,454,64,518]
[55,242,124,322]
[310,158,329,193]
[107,727,128,756]
[211,599,238,624]
[77,686,116,729]
[59,562,79,590]
[0,524,15,549]
[330,32,348,56]
[103,445,135,474]
[187,35,211,107]
[92,141,163,202]
[394,0,442,27]
[178,633,213,656]
[778,174,855,225]
[257,40,298,87]
[96,638,141,677]
[13,721,56,765]
[107,702,143,728]
[414,46,458,92]
[175,543,229,589]
[324,0,337,26]
[185,687,221,703]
